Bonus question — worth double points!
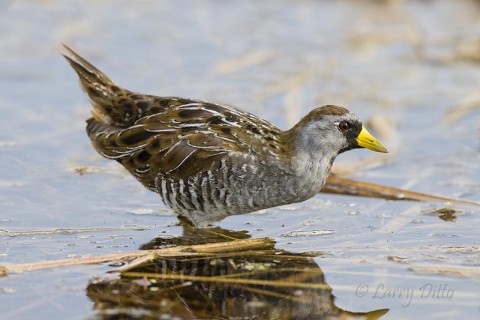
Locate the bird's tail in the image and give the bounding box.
[62,44,149,127]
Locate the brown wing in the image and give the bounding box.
[86,100,285,191]
[66,44,287,189]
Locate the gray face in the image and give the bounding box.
[334,114,363,153]
[296,112,363,157]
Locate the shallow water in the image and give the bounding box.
[1,0,480,319]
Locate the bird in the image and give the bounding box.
[63,45,388,227]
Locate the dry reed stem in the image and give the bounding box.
[409,264,480,280]
[322,175,480,207]
[211,50,279,75]
[444,93,480,124]
[121,270,331,290]
[0,226,146,237]
[1,237,274,275]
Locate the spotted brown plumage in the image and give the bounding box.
[64,45,388,227]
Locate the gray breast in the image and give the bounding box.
[155,154,319,227]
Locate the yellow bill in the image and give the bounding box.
[356,126,389,153]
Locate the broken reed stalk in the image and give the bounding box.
[322,175,480,207]
[0,237,274,276]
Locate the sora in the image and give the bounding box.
[63,45,388,227]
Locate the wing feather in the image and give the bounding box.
[87,98,285,191]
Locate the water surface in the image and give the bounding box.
[1,1,480,319]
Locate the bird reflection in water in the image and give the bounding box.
[86,222,388,320]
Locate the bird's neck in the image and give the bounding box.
[292,148,335,181]
[280,128,337,189]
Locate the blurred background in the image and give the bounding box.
[1,1,479,319]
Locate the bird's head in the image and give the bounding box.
[289,105,388,157]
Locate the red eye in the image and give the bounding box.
[338,121,351,132]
